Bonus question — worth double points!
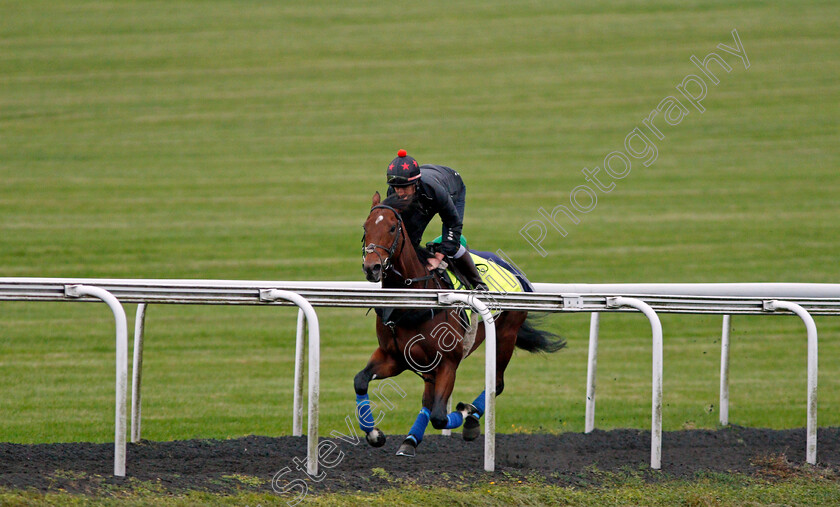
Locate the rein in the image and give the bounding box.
[363,204,441,289]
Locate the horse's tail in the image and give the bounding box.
[515,314,566,353]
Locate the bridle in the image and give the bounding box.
[362,204,406,275]
[362,204,438,287]
[363,203,451,345]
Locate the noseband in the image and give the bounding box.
[362,204,406,273]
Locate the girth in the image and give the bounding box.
[374,307,446,329]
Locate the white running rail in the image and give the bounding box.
[2,278,838,474]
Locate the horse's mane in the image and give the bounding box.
[380,192,421,215]
[378,193,434,265]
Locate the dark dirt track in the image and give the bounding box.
[1,427,839,498]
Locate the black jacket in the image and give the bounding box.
[387,164,465,256]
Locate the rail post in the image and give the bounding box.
[293,308,305,436]
[64,285,128,477]
[764,300,818,465]
[585,312,600,433]
[606,297,664,470]
[438,292,497,472]
[131,303,147,443]
[261,290,320,477]
[719,314,731,426]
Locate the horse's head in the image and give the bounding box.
[362,191,408,283]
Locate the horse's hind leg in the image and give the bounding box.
[458,394,484,441]
[354,347,404,448]
[493,311,525,397]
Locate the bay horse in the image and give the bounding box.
[356,191,565,457]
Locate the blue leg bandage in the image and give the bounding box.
[444,411,464,429]
[356,394,375,433]
[407,407,430,444]
[471,390,486,418]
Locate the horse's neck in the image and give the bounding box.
[383,234,430,289]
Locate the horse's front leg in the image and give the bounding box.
[429,362,459,430]
[354,347,404,447]
[396,373,436,457]
[396,361,461,457]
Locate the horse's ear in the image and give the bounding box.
[372,191,381,207]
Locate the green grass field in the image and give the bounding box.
[1,0,839,503]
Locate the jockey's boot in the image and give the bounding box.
[453,252,488,291]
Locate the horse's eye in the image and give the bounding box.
[390,225,396,233]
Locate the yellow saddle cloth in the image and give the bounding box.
[443,252,524,320]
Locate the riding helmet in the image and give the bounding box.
[386,149,421,187]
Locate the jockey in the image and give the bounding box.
[385,149,488,290]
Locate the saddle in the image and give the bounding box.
[432,249,529,294]
[373,242,531,328]
[426,237,533,294]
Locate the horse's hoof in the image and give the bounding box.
[366,428,386,448]
[463,415,481,441]
[456,402,479,417]
[396,438,417,457]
